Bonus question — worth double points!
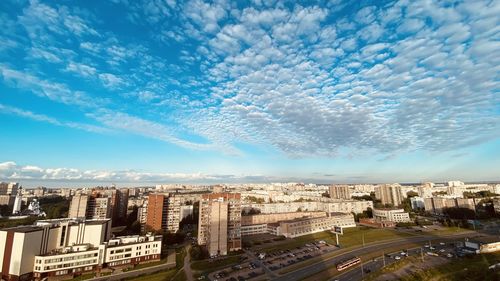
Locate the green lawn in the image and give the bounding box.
[124,269,177,281]
[191,255,241,271]
[339,226,415,248]
[172,269,187,281]
[426,226,470,235]
[400,253,500,281]
[258,226,414,253]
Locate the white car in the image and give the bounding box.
[439,249,446,253]
[439,242,445,245]
[394,256,401,260]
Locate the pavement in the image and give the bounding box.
[273,232,473,281]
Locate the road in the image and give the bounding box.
[329,246,435,281]
[273,233,471,281]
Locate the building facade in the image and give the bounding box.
[372,208,411,223]
[0,218,161,281]
[375,184,404,206]
[198,193,241,257]
[329,185,351,199]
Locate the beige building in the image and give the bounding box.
[0,218,111,281]
[0,195,15,208]
[198,193,241,257]
[329,185,351,199]
[271,213,356,238]
[241,211,326,226]
[242,200,373,215]
[68,194,89,218]
[0,182,19,195]
[0,218,161,281]
[424,197,477,214]
[373,208,411,223]
[375,184,404,206]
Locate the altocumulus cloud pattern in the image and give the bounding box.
[0,0,499,183]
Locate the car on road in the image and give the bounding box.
[439,242,445,245]
[394,256,401,260]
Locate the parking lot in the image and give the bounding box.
[208,259,266,281]
[208,240,338,281]
[262,241,338,271]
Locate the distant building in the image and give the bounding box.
[12,188,22,215]
[267,213,356,238]
[375,184,404,206]
[145,194,168,232]
[145,193,198,233]
[329,185,351,200]
[0,195,15,208]
[241,211,326,226]
[424,197,477,214]
[418,183,433,198]
[410,197,425,209]
[0,182,19,195]
[372,208,411,223]
[68,189,129,226]
[243,200,373,215]
[198,193,241,256]
[68,194,89,218]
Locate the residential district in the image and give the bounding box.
[0,181,499,281]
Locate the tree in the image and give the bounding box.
[352,195,372,201]
[406,191,418,198]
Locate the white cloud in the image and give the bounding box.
[0,104,111,134]
[0,161,265,183]
[98,73,125,89]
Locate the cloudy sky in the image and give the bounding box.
[0,0,499,187]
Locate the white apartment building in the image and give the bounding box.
[373,208,411,223]
[0,218,162,281]
[410,197,425,209]
[242,200,373,215]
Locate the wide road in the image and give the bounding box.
[329,246,442,281]
[273,233,470,281]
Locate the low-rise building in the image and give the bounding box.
[0,218,162,281]
[273,213,356,238]
[241,211,325,226]
[373,208,411,223]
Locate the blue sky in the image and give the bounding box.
[0,0,499,187]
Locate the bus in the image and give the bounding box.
[336,257,361,271]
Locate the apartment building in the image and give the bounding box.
[424,197,477,214]
[68,189,129,226]
[198,193,241,257]
[145,193,199,233]
[0,182,19,195]
[329,185,351,199]
[0,194,15,208]
[372,208,411,223]
[374,184,404,206]
[241,211,326,226]
[242,200,373,215]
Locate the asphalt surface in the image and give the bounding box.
[273,233,471,281]
[329,245,451,281]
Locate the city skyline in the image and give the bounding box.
[1,0,499,186]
